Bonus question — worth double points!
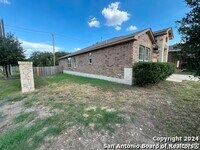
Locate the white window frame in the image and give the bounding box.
[68,58,71,68]
[145,47,151,62]
[139,45,145,62]
[139,45,151,62]
[88,53,92,64]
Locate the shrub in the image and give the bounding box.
[133,62,175,85]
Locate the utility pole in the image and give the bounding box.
[2,19,5,37]
[0,19,5,37]
[0,19,10,78]
[0,20,2,37]
[52,33,56,66]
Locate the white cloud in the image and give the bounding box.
[115,26,121,31]
[102,2,130,30]
[126,25,137,31]
[88,17,100,27]
[0,0,10,4]
[74,48,81,51]
[19,39,62,58]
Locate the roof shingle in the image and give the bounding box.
[59,27,173,60]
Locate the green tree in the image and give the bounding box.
[0,33,25,79]
[29,51,52,66]
[55,51,69,65]
[176,0,200,75]
[29,51,69,66]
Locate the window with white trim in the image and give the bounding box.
[139,45,151,62]
[139,45,145,61]
[145,47,151,61]
[88,53,92,64]
[68,58,71,68]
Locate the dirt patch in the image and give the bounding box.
[42,121,157,150]
[0,101,24,133]
[25,106,52,118]
[0,99,60,132]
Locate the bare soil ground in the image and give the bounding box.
[0,100,23,133]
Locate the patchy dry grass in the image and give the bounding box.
[0,73,199,149]
[150,81,200,136]
[0,116,64,150]
[0,104,124,150]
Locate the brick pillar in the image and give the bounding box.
[18,61,35,93]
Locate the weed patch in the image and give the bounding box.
[81,107,124,132]
[52,103,124,132]
[24,95,39,108]
[14,112,36,123]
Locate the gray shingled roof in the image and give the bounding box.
[153,27,172,36]
[59,27,172,60]
[58,28,150,60]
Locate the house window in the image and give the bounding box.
[72,57,76,68]
[139,46,145,61]
[145,47,151,61]
[88,53,92,64]
[68,58,71,68]
[139,45,151,62]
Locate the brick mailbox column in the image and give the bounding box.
[18,61,35,93]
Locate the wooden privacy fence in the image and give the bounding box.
[33,66,62,76]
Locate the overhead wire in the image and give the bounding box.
[5,24,92,43]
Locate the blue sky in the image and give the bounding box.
[0,0,190,57]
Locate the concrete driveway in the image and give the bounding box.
[166,74,200,82]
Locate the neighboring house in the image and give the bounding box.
[168,44,181,68]
[58,27,173,85]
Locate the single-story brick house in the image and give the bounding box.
[58,27,173,85]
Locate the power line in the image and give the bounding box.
[3,23,100,61]
[6,26,90,49]
[5,27,51,38]
[5,24,92,43]
[5,24,56,64]
[5,24,50,35]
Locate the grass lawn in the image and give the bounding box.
[0,73,199,149]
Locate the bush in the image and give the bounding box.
[133,62,175,85]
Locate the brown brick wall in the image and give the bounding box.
[59,32,157,79]
[59,41,134,79]
[133,32,157,63]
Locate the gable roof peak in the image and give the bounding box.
[153,27,173,37]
